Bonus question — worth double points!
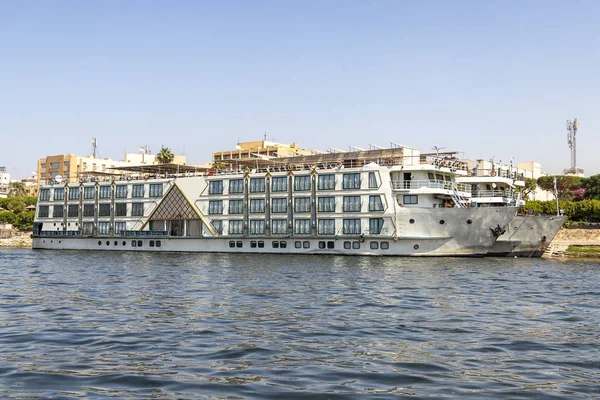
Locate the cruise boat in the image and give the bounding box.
[32,145,516,256]
[457,164,565,257]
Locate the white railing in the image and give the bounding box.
[471,190,521,200]
[390,180,471,192]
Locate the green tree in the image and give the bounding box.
[519,178,538,201]
[14,210,34,230]
[156,146,175,164]
[537,175,581,200]
[8,182,26,197]
[580,174,600,200]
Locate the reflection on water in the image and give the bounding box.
[0,248,598,399]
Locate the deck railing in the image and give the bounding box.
[390,180,471,192]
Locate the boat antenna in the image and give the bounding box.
[432,146,445,157]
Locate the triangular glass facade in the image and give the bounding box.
[149,185,200,221]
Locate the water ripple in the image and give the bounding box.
[0,248,598,399]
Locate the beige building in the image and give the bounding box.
[212,140,315,163]
[37,152,187,184]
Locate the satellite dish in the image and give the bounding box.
[55,175,63,184]
[492,183,497,189]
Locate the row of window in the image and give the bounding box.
[97,240,162,248]
[211,218,384,235]
[38,203,145,218]
[208,172,379,194]
[39,184,163,201]
[208,196,385,214]
[227,240,390,250]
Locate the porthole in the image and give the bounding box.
[272,241,279,248]
[137,240,143,247]
[229,241,236,248]
[319,241,326,249]
[156,240,161,247]
[439,220,445,225]
[122,241,126,246]
[150,240,155,247]
[467,219,472,224]
[327,241,335,249]
[352,241,361,249]
[236,241,243,248]
[132,240,137,247]
[114,241,118,246]
[98,241,102,246]
[106,241,110,246]
[295,241,302,249]
[370,242,379,250]
[344,241,351,249]
[414,244,419,250]
[280,241,287,248]
[409,219,415,224]
[381,242,389,250]
[303,241,310,249]
[258,241,264,248]
[251,241,257,248]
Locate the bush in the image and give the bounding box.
[524,199,600,221]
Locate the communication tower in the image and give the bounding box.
[566,118,578,172]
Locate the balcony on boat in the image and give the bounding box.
[390,180,471,197]
[470,189,523,206]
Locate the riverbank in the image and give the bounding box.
[545,228,600,258]
[0,232,32,248]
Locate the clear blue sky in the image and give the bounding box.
[1,0,598,179]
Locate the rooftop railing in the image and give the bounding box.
[470,190,522,200]
[390,180,471,192]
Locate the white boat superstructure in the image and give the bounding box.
[32,145,516,256]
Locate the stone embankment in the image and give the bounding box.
[543,228,600,258]
[0,232,32,248]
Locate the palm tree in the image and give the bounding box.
[157,146,175,164]
[8,182,26,197]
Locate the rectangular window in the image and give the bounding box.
[115,203,127,216]
[67,205,79,217]
[115,222,126,234]
[403,195,418,205]
[209,180,223,194]
[271,176,288,192]
[98,204,111,217]
[342,173,361,190]
[50,162,59,169]
[149,183,163,197]
[318,219,335,235]
[68,187,80,200]
[250,199,265,213]
[271,198,287,213]
[212,220,223,234]
[294,219,311,235]
[428,173,435,181]
[369,218,384,234]
[271,219,288,234]
[342,196,361,212]
[229,179,244,194]
[368,195,384,211]
[249,220,265,235]
[294,175,311,191]
[294,197,311,213]
[99,186,111,199]
[343,219,361,234]
[83,204,95,217]
[368,172,378,188]
[82,222,94,234]
[318,174,335,190]
[209,200,224,214]
[249,178,265,193]
[84,186,95,200]
[53,188,64,201]
[317,197,335,212]
[229,199,243,214]
[229,220,244,234]
[132,184,145,198]
[98,222,110,235]
[131,203,144,217]
[52,205,63,218]
[39,189,51,201]
[38,205,49,217]
[115,185,128,198]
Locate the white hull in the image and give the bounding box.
[489,215,566,257]
[33,207,516,256]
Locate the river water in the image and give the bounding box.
[0,248,598,399]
